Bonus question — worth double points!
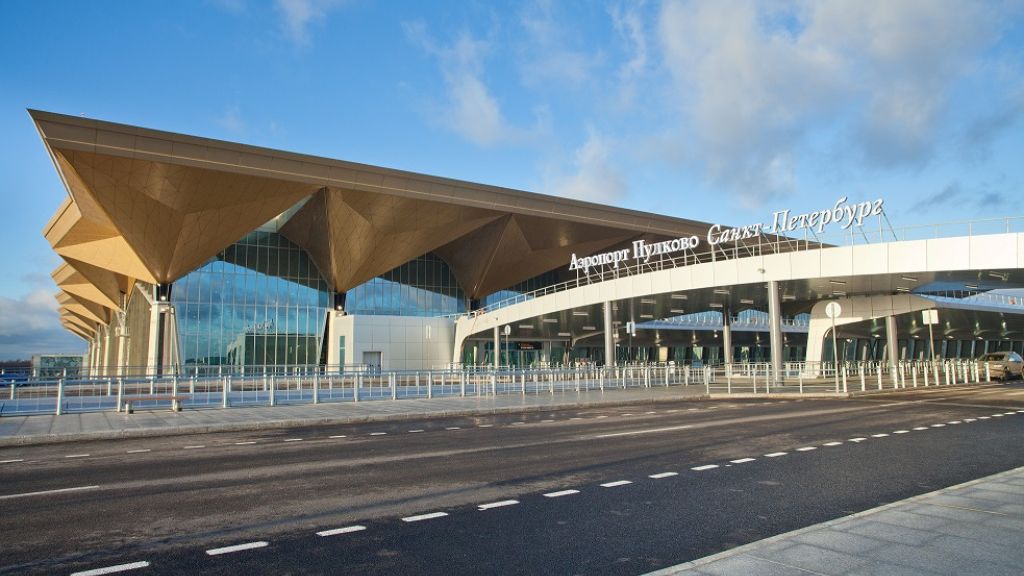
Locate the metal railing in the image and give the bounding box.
[0,359,1001,417]
[464,216,1024,316]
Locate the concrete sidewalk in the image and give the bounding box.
[0,385,709,446]
[649,467,1024,576]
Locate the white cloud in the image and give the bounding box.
[610,2,649,108]
[546,130,628,204]
[217,105,245,133]
[518,0,598,89]
[0,289,84,360]
[275,0,343,47]
[405,23,537,147]
[656,0,1008,204]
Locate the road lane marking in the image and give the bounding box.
[283,438,304,442]
[913,427,929,430]
[540,419,554,423]
[871,434,889,438]
[600,480,632,488]
[948,421,962,425]
[512,422,526,425]
[931,424,946,428]
[317,525,366,537]
[570,417,584,420]
[796,446,817,451]
[594,424,693,439]
[328,435,346,439]
[731,458,756,464]
[478,424,493,428]
[964,418,977,422]
[645,411,657,415]
[1003,412,1016,416]
[649,472,679,479]
[665,409,679,413]
[184,445,205,449]
[893,430,909,434]
[544,489,580,498]
[70,561,151,575]
[408,430,424,433]
[823,442,843,446]
[849,438,867,442]
[692,464,719,471]
[402,512,448,522]
[206,541,269,555]
[765,452,788,457]
[369,432,387,436]
[621,413,634,417]
[66,454,90,458]
[0,459,25,463]
[978,416,991,420]
[595,415,608,419]
[234,441,257,445]
[445,427,462,430]
[687,408,698,411]
[478,500,519,510]
[0,485,100,500]
[992,414,1004,418]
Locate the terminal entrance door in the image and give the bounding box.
[362,351,382,373]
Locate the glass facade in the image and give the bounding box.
[345,253,465,316]
[480,270,561,308]
[172,231,331,370]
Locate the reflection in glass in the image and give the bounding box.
[346,253,466,317]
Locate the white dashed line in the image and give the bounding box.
[645,411,657,415]
[822,442,843,446]
[478,500,519,510]
[184,446,205,449]
[765,452,788,457]
[665,409,678,413]
[234,441,257,445]
[595,415,608,419]
[402,512,448,522]
[126,449,151,454]
[931,424,946,428]
[570,417,584,421]
[913,426,929,431]
[622,413,634,417]
[893,430,909,434]
[328,435,346,439]
[408,429,424,433]
[65,454,90,458]
[848,438,867,442]
[540,419,554,423]
[992,414,1004,418]
[512,422,526,426]
[0,459,25,463]
[594,424,692,439]
[600,480,632,488]
[871,433,889,438]
[206,541,268,555]
[730,458,756,464]
[543,489,580,498]
[0,485,100,501]
[687,408,698,411]
[964,418,977,422]
[1003,412,1016,416]
[649,472,679,479]
[692,464,719,471]
[1017,410,1024,414]
[796,446,817,451]
[70,561,151,576]
[369,432,387,436]
[478,424,493,428]
[978,416,991,420]
[445,427,462,430]
[283,438,303,442]
[317,525,366,537]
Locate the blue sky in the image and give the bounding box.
[1,0,1023,358]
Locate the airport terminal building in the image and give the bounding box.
[36,110,1024,378]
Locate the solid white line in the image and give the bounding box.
[184,445,205,449]
[328,435,346,439]
[478,499,519,510]
[544,489,580,498]
[0,485,100,500]
[649,472,679,479]
[0,459,25,463]
[893,430,909,434]
[692,464,719,471]
[234,441,257,445]
[70,561,151,576]
[594,424,693,439]
[765,452,787,457]
[283,438,303,442]
[796,446,817,452]
[402,512,448,522]
[731,458,756,464]
[206,541,268,555]
[317,525,366,537]
[65,454,90,458]
[871,434,889,438]
[408,429,424,433]
[369,432,387,436]
[823,442,843,446]
[848,438,867,442]
[600,480,632,488]
[126,449,151,454]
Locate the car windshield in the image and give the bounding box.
[1010,352,1024,362]
[980,354,1006,361]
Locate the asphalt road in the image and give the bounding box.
[2,383,1023,575]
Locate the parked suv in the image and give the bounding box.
[979,351,1024,380]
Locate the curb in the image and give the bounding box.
[0,392,711,447]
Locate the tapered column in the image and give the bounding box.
[722,307,733,364]
[886,315,899,377]
[603,301,615,367]
[768,281,783,384]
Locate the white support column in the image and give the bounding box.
[603,301,615,367]
[493,325,500,371]
[722,307,733,374]
[885,315,899,382]
[767,280,783,385]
